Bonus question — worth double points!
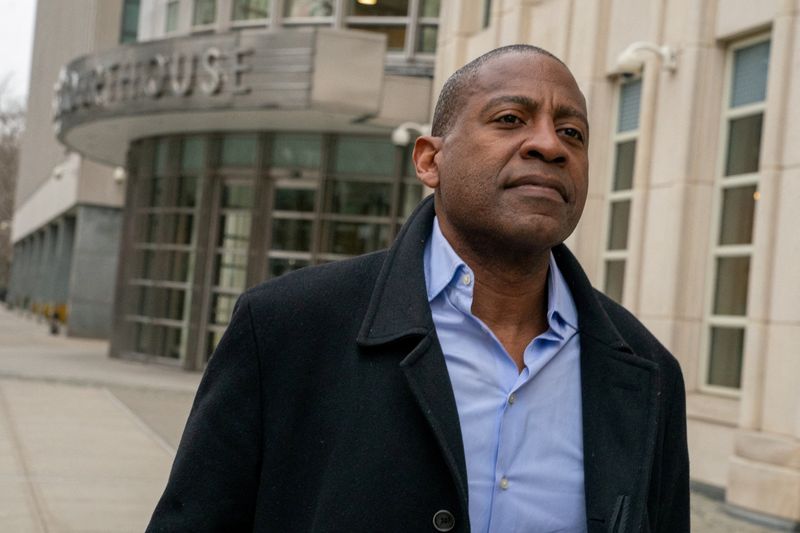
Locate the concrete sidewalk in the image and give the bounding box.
[0,305,781,532]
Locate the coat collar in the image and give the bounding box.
[358,196,659,532]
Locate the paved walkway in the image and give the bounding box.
[0,305,783,531]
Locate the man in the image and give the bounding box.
[147,45,689,532]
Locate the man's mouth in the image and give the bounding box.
[504,175,568,202]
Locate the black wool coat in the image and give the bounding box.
[147,196,689,533]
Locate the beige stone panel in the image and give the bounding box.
[687,417,736,486]
[761,324,800,436]
[759,10,795,173]
[76,158,125,208]
[673,183,714,321]
[687,392,740,426]
[735,430,800,469]
[604,0,658,74]
[780,14,800,169]
[636,316,674,353]
[496,3,530,46]
[636,184,684,317]
[738,322,768,431]
[670,319,704,392]
[715,0,778,40]
[437,0,485,41]
[565,0,609,80]
[526,0,570,59]
[465,26,500,64]
[766,166,800,323]
[571,195,605,284]
[663,0,716,45]
[727,455,800,521]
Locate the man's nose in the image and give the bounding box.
[519,120,567,164]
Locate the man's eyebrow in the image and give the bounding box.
[480,95,589,128]
[553,104,589,129]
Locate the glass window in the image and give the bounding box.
[707,327,744,388]
[177,176,199,207]
[604,259,625,304]
[617,79,642,133]
[327,180,392,216]
[271,219,313,251]
[165,0,179,32]
[401,181,423,218]
[214,252,248,290]
[417,25,438,54]
[120,0,140,43]
[222,183,254,209]
[322,221,390,255]
[217,212,252,249]
[731,41,771,108]
[210,293,238,324]
[232,0,270,20]
[274,188,316,212]
[269,257,310,278]
[607,200,631,251]
[612,140,636,191]
[284,0,334,17]
[271,133,322,169]
[193,0,216,25]
[154,138,171,176]
[724,114,763,176]
[181,137,206,172]
[718,186,757,245]
[166,251,192,282]
[348,24,406,51]
[334,137,396,176]
[420,0,440,17]
[713,256,750,316]
[349,0,408,16]
[222,134,258,167]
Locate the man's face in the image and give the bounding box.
[422,52,589,257]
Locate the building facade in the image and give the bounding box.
[8,0,800,526]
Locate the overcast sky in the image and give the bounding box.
[0,0,37,104]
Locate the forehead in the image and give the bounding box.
[467,53,586,112]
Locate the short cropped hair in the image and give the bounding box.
[431,45,565,137]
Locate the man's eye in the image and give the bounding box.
[561,128,584,142]
[497,114,522,125]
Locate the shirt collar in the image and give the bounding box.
[423,216,578,333]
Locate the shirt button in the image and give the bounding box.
[461,273,471,286]
[499,477,510,490]
[432,509,455,531]
[508,394,516,405]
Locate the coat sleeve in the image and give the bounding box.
[146,294,263,532]
[651,363,690,532]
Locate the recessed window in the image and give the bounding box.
[193,0,217,26]
[165,0,179,33]
[120,0,140,43]
[232,0,270,21]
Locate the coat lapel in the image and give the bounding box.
[553,246,660,532]
[357,196,470,524]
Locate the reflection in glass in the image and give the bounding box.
[607,200,631,251]
[713,256,750,316]
[329,180,391,216]
[417,25,438,53]
[604,259,626,304]
[272,219,312,251]
[222,184,254,208]
[272,133,322,168]
[221,134,258,166]
[707,326,744,388]
[181,137,206,171]
[217,212,252,249]
[269,257,310,278]
[334,137,396,175]
[718,185,757,245]
[322,221,389,255]
[284,0,333,17]
[612,140,636,191]
[232,0,269,20]
[274,188,316,212]
[725,114,763,176]
[214,252,248,290]
[347,24,406,51]
[350,0,408,16]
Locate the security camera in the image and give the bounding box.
[614,42,677,76]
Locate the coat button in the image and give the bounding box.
[432,509,455,532]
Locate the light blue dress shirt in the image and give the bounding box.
[423,218,587,533]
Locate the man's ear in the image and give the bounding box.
[412,135,442,189]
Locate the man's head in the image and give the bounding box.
[414,45,590,261]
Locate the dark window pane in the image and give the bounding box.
[713,256,750,316]
[420,0,440,17]
[232,0,269,20]
[181,137,206,172]
[274,188,316,212]
[284,0,334,16]
[271,133,322,168]
[166,251,192,282]
[347,25,406,51]
[269,257,310,278]
[725,114,763,176]
[322,221,390,255]
[193,0,216,25]
[334,137,396,176]
[221,135,258,167]
[612,140,636,191]
[707,326,744,388]
[210,294,238,325]
[120,0,140,43]
[143,213,161,243]
[177,176,199,207]
[617,79,642,133]
[222,184,254,208]
[327,180,392,216]
[271,219,312,251]
[206,330,224,360]
[160,326,184,359]
[604,259,625,304]
[138,249,156,278]
[417,25,437,53]
[401,182,423,217]
[730,41,770,108]
[154,139,171,176]
[217,212,252,249]
[167,214,195,245]
[350,0,408,16]
[718,185,757,245]
[607,200,631,251]
[214,252,248,290]
[149,177,166,206]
